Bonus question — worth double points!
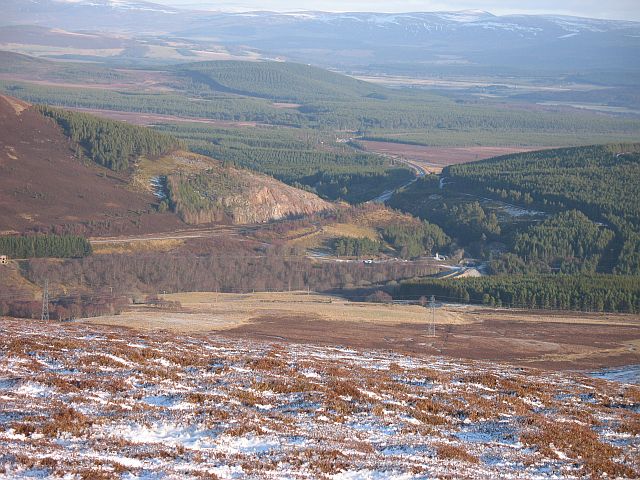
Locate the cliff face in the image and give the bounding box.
[164,153,332,225]
[221,178,331,225]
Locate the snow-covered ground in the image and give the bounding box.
[0,317,638,479]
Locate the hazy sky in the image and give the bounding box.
[155,0,640,21]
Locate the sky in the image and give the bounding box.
[154,0,640,21]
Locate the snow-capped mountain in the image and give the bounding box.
[176,10,640,73]
[3,0,640,74]
[4,0,192,32]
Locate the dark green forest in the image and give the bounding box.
[446,144,640,274]
[176,60,384,103]
[381,221,450,259]
[446,144,640,225]
[510,210,614,274]
[0,235,92,259]
[390,144,640,275]
[396,275,640,313]
[333,237,381,257]
[38,106,180,171]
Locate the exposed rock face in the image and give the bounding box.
[165,153,332,225]
[221,173,331,225]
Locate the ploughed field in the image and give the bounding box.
[359,141,549,173]
[1,318,639,479]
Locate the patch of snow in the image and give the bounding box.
[106,422,216,449]
[216,434,282,454]
[588,364,640,385]
[15,382,52,398]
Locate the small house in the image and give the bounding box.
[0,255,8,265]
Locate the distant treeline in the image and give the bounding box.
[4,76,639,142]
[37,105,180,171]
[0,294,126,321]
[22,250,438,296]
[0,235,92,259]
[396,274,640,313]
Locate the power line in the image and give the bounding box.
[427,295,436,337]
[41,279,49,321]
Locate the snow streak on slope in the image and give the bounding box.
[0,318,638,478]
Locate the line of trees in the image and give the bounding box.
[0,235,92,258]
[0,294,127,320]
[21,250,439,296]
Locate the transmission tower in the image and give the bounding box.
[427,295,436,337]
[41,279,50,321]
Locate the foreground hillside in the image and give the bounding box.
[0,318,638,479]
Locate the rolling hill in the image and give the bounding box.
[135,150,332,225]
[0,95,332,235]
[176,60,387,103]
[0,94,184,236]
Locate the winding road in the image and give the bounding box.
[369,157,427,203]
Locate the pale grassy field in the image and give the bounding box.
[91,238,184,255]
[83,291,640,333]
[86,291,468,331]
[288,223,382,249]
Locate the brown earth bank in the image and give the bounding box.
[359,141,552,172]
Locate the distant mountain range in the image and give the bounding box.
[4,0,640,75]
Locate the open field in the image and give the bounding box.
[85,291,640,371]
[1,317,639,478]
[352,74,604,93]
[66,107,261,128]
[360,141,550,172]
[88,292,470,332]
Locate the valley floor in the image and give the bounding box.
[86,291,640,371]
[1,317,639,479]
